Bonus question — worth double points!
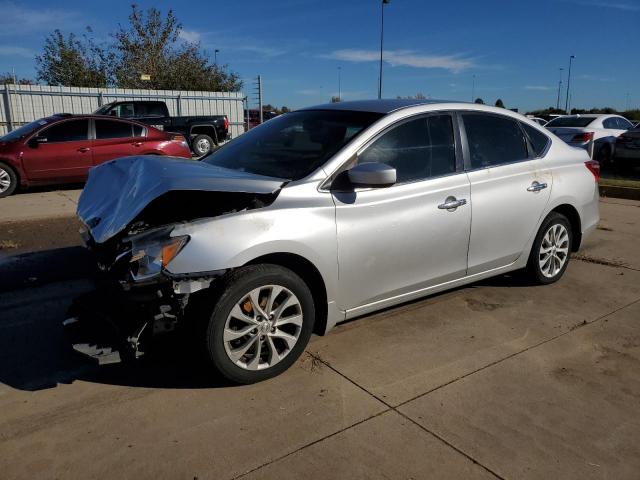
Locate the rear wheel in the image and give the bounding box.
[192,134,214,157]
[596,144,613,170]
[202,264,315,384]
[525,212,572,285]
[0,162,18,198]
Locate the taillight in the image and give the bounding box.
[224,116,229,131]
[585,160,600,182]
[571,132,594,143]
[171,134,186,143]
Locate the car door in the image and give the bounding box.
[92,119,146,166]
[21,119,91,181]
[332,113,471,312]
[461,112,552,275]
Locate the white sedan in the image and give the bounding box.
[545,114,634,164]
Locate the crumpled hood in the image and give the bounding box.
[78,156,286,243]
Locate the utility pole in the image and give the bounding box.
[378,0,390,99]
[338,67,342,101]
[471,74,476,102]
[564,55,575,114]
[556,67,563,110]
[214,49,220,66]
[258,75,263,124]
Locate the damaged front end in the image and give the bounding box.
[65,155,286,364]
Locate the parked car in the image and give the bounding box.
[94,100,229,156]
[614,125,640,165]
[0,114,191,197]
[545,114,634,164]
[245,109,278,130]
[527,116,547,126]
[68,99,599,384]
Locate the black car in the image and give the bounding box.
[94,100,229,156]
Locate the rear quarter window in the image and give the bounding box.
[521,123,550,157]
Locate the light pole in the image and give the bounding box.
[214,49,220,65]
[338,66,342,101]
[471,74,476,102]
[556,67,563,110]
[564,55,575,114]
[378,0,390,99]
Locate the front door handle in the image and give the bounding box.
[527,181,548,192]
[77,147,90,153]
[438,197,467,210]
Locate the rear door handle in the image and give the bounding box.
[438,197,467,210]
[77,147,90,153]
[527,181,548,192]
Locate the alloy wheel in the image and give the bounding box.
[223,285,303,370]
[0,167,11,193]
[538,223,569,278]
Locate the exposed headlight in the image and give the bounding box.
[129,229,189,281]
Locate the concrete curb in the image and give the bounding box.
[599,184,640,201]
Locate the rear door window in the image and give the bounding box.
[95,119,133,139]
[462,114,528,169]
[603,118,617,129]
[136,103,166,117]
[41,119,89,142]
[113,103,135,118]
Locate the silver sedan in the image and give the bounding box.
[74,99,600,383]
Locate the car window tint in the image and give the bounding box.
[41,120,88,142]
[603,118,617,129]
[521,123,550,157]
[95,120,133,139]
[136,103,166,116]
[133,124,146,137]
[546,117,594,127]
[463,114,528,168]
[358,115,456,183]
[114,104,135,118]
[616,118,632,130]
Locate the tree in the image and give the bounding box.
[35,29,112,87]
[330,96,341,103]
[474,98,485,104]
[0,73,34,85]
[495,98,505,108]
[281,106,290,113]
[111,5,241,91]
[35,5,242,92]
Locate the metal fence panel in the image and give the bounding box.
[0,84,246,139]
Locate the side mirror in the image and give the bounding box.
[347,162,396,188]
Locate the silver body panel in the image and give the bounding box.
[111,102,598,334]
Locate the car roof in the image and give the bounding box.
[301,98,460,114]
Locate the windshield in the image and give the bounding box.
[546,117,595,128]
[93,104,111,115]
[204,110,383,180]
[0,119,48,142]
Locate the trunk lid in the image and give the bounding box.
[78,155,286,243]
[547,127,589,143]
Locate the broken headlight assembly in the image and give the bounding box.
[128,227,189,281]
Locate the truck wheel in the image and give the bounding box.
[192,134,214,157]
[0,162,18,198]
[202,264,315,384]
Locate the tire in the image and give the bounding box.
[525,212,573,285]
[0,162,18,198]
[192,134,214,157]
[202,264,315,384]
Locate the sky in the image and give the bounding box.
[0,0,638,113]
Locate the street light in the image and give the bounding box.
[556,67,563,110]
[471,74,476,102]
[564,55,575,114]
[214,49,220,65]
[378,0,390,99]
[338,66,342,101]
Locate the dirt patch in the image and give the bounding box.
[596,225,613,232]
[0,217,82,255]
[465,297,503,312]
[299,352,325,373]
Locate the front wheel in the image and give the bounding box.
[203,265,315,384]
[0,162,18,198]
[526,212,573,285]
